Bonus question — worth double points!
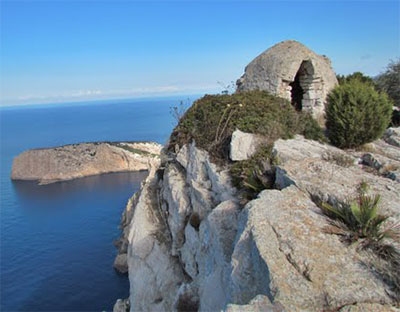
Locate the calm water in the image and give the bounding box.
[0,96,197,311]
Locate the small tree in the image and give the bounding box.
[326,79,392,148]
[375,59,400,108]
[336,72,375,86]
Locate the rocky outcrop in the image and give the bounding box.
[384,127,400,147]
[273,135,400,219]
[237,40,338,122]
[115,129,400,311]
[113,299,130,312]
[11,142,162,184]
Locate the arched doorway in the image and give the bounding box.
[290,71,303,111]
[290,60,317,112]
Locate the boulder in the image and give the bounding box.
[230,129,264,161]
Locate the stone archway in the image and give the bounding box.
[290,71,304,111]
[290,60,323,114]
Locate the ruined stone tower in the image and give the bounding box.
[237,40,338,122]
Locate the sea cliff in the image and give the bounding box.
[113,127,400,311]
[11,142,162,184]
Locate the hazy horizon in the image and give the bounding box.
[1,0,399,107]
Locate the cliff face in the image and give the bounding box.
[11,142,162,184]
[115,129,400,311]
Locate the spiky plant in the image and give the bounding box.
[321,189,399,247]
[321,183,400,304]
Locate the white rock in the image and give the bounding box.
[230,129,264,161]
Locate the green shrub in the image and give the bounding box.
[336,72,376,86]
[230,145,278,200]
[375,59,400,108]
[325,79,392,149]
[169,90,325,160]
[297,113,327,143]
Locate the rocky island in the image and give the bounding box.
[11,141,162,184]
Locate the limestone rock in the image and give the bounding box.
[113,253,128,274]
[237,40,338,122]
[242,186,392,310]
[225,295,277,312]
[116,136,400,311]
[230,129,264,161]
[11,141,162,184]
[113,299,130,312]
[384,127,400,147]
[273,135,400,219]
[125,164,186,311]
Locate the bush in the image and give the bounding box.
[169,90,326,160]
[336,72,376,86]
[375,59,400,108]
[325,79,392,148]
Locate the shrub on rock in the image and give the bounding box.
[169,90,325,160]
[325,80,392,148]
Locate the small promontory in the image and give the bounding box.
[11,141,162,184]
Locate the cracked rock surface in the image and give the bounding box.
[115,130,400,311]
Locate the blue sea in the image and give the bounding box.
[0,96,198,311]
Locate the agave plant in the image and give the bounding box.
[321,190,399,246]
[350,194,383,238]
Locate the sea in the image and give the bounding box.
[0,95,198,312]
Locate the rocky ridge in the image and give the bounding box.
[114,128,400,311]
[11,142,162,184]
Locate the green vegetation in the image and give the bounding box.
[319,182,400,302]
[325,79,392,148]
[169,90,325,160]
[168,90,325,200]
[336,71,375,86]
[375,59,400,108]
[319,182,400,246]
[375,59,400,127]
[230,145,279,200]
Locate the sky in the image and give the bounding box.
[0,0,399,106]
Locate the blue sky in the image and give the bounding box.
[0,0,399,106]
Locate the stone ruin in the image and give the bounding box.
[237,40,338,123]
